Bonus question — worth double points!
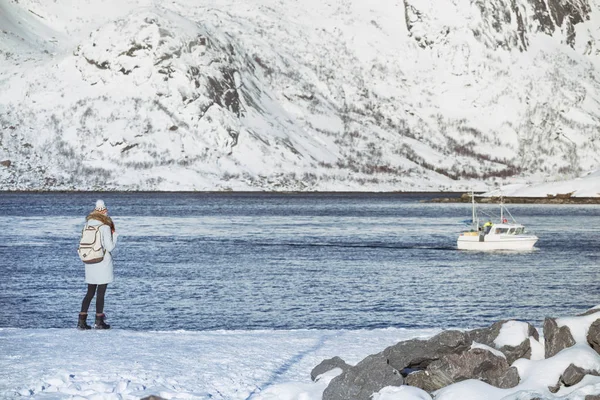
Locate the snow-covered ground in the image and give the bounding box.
[483,169,600,197]
[4,311,600,400]
[0,327,439,399]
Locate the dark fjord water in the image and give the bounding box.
[0,192,598,331]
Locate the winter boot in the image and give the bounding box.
[94,313,111,329]
[77,313,92,330]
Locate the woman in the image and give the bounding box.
[77,199,119,330]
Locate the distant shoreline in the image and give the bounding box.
[1,191,599,203]
[427,193,600,204]
[0,190,464,196]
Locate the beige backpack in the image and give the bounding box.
[77,224,105,264]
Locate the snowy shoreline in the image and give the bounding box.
[3,168,600,201]
[4,307,600,400]
[0,327,440,399]
[2,169,599,202]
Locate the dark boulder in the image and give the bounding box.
[468,320,508,345]
[385,330,471,372]
[561,363,589,387]
[548,382,561,393]
[311,356,350,381]
[497,366,521,389]
[499,338,534,365]
[549,363,600,393]
[322,353,403,400]
[587,318,600,355]
[544,318,576,358]
[405,347,519,392]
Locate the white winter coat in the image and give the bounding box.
[83,218,118,284]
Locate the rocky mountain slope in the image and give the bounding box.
[0,0,599,191]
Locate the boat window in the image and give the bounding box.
[508,228,515,234]
[494,228,509,234]
[516,227,524,234]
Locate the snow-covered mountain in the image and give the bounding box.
[1,0,599,191]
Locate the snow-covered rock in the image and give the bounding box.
[320,312,600,400]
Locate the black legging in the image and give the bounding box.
[80,284,108,314]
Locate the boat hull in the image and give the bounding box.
[457,235,538,251]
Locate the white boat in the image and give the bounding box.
[457,193,538,251]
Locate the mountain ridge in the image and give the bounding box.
[0,0,599,191]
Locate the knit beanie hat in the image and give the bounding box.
[95,199,107,211]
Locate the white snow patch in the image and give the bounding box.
[493,320,530,348]
[484,170,600,198]
[557,310,600,344]
[372,385,433,400]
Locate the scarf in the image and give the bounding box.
[86,211,116,231]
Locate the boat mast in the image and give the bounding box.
[500,188,504,223]
[471,190,477,230]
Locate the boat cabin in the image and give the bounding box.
[488,223,526,235]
